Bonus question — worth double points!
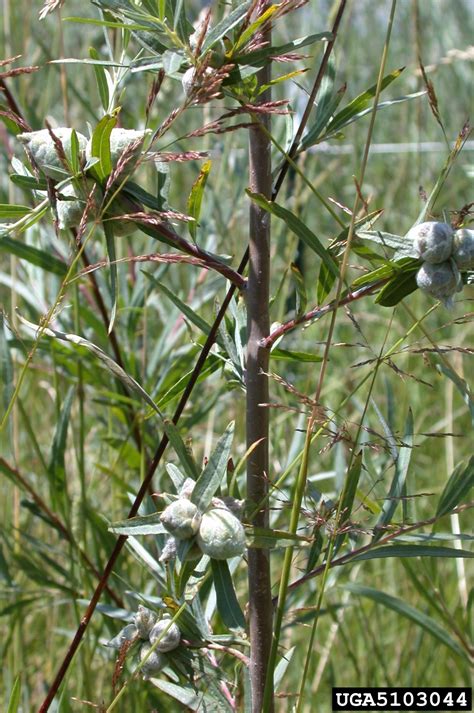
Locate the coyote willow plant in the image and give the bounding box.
[0,0,472,711]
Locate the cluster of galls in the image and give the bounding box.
[159,480,246,562]
[408,221,474,307]
[17,127,149,232]
[135,607,181,679]
[107,605,181,680]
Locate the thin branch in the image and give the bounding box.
[260,279,387,349]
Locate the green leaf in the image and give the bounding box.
[191,422,234,512]
[0,236,67,276]
[247,527,310,549]
[187,160,211,241]
[344,583,468,661]
[89,47,110,112]
[351,544,474,562]
[334,452,363,553]
[317,257,338,304]
[0,316,14,427]
[64,16,150,30]
[162,419,200,481]
[290,262,307,318]
[233,32,332,69]
[143,271,212,336]
[69,129,81,175]
[211,559,245,629]
[202,2,252,54]
[430,355,474,426]
[48,386,75,511]
[436,457,474,518]
[89,111,118,180]
[270,348,323,363]
[246,191,339,278]
[323,67,405,137]
[356,229,412,253]
[374,409,413,536]
[108,512,166,536]
[9,174,48,191]
[103,222,118,334]
[375,265,419,307]
[6,674,21,713]
[0,204,31,219]
[149,680,203,710]
[234,4,279,51]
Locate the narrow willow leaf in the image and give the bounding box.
[247,527,310,549]
[69,129,80,175]
[375,409,413,537]
[9,174,48,191]
[270,348,323,363]
[375,266,419,307]
[108,512,166,536]
[64,16,150,30]
[0,204,31,219]
[351,544,474,562]
[430,355,474,426]
[191,422,234,512]
[211,559,245,629]
[6,675,21,713]
[201,2,251,53]
[344,583,467,660]
[274,647,295,691]
[150,680,208,711]
[436,457,474,518]
[103,222,118,333]
[246,191,339,277]
[334,452,363,554]
[90,111,118,179]
[0,315,14,418]
[356,229,411,252]
[123,181,164,211]
[323,67,405,136]
[89,47,110,111]
[234,32,332,69]
[187,160,211,241]
[162,419,200,481]
[48,386,75,511]
[317,258,338,304]
[234,4,279,51]
[322,91,425,141]
[290,262,307,318]
[143,271,211,336]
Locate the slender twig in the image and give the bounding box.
[260,279,387,349]
[0,457,123,607]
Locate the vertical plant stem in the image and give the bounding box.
[246,29,273,713]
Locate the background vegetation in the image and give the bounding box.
[0,0,472,710]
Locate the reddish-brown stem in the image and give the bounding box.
[246,25,274,713]
[260,279,387,349]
